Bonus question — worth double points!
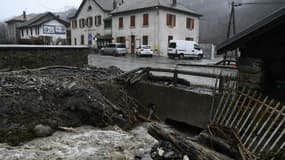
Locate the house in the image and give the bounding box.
[5,11,36,43]
[17,12,69,45]
[71,0,201,56]
[70,0,125,48]
[111,0,202,56]
[217,6,285,102]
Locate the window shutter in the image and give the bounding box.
[123,37,126,44]
[116,37,120,43]
[191,19,195,29]
[173,15,176,26]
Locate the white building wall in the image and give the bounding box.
[158,9,200,56]
[112,9,157,53]
[112,9,199,56]
[40,20,67,41]
[71,0,111,46]
[19,19,67,43]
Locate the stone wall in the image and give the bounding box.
[0,45,90,70]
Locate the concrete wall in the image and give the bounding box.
[128,82,212,129]
[0,45,89,70]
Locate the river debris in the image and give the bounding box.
[0,66,156,146]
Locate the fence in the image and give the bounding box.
[210,82,285,159]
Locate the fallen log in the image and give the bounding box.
[148,123,223,160]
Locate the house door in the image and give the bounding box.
[131,35,135,54]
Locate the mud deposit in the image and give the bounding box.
[0,66,152,146]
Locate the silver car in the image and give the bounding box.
[100,43,128,56]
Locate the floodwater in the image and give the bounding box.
[0,124,157,160]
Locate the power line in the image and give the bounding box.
[234,1,285,7]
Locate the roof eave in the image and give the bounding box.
[111,5,202,17]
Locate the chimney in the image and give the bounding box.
[172,0,177,6]
[23,11,27,20]
[113,0,117,10]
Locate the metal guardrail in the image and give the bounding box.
[210,85,285,159]
[116,67,237,91]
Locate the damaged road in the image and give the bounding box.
[0,66,245,160]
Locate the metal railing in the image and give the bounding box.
[210,84,285,159]
[116,67,237,92]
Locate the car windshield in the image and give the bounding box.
[194,44,201,50]
[168,43,176,48]
[107,44,116,48]
[117,44,126,48]
[142,46,151,49]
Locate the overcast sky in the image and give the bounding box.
[0,0,82,21]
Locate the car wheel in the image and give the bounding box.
[179,54,184,59]
[198,54,203,60]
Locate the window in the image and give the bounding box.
[194,44,201,50]
[30,28,33,36]
[168,36,173,44]
[87,17,93,27]
[95,15,102,26]
[104,20,112,29]
[119,17,123,28]
[142,36,148,45]
[143,14,149,26]
[186,18,195,30]
[116,36,125,44]
[79,19,85,28]
[35,26,39,35]
[21,29,24,37]
[166,14,176,27]
[74,38,77,45]
[80,35,84,45]
[130,15,135,27]
[185,37,193,41]
[72,20,77,28]
[26,28,28,35]
[169,42,176,48]
[88,5,92,11]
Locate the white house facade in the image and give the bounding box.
[70,0,124,47]
[17,12,69,44]
[71,0,201,56]
[111,0,201,56]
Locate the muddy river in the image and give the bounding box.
[0,123,156,160]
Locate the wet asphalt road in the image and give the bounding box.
[88,53,222,71]
[88,54,237,89]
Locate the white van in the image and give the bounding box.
[168,40,203,59]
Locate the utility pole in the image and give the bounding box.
[225,1,285,62]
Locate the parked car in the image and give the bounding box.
[136,45,153,57]
[168,40,203,59]
[100,43,128,56]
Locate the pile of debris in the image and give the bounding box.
[0,66,155,146]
